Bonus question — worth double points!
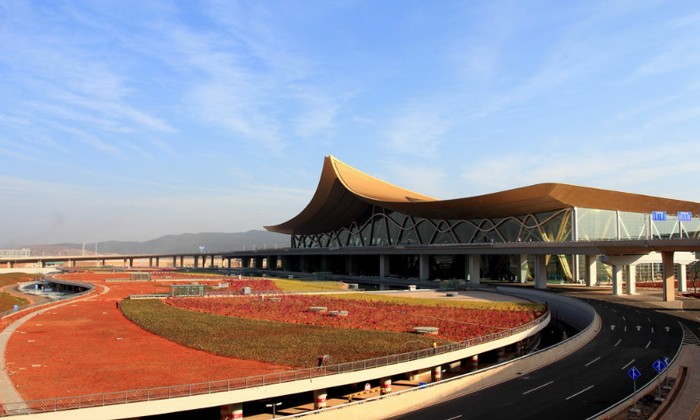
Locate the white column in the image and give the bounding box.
[679,263,688,292]
[518,254,528,283]
[379,255,390,278]
[626,264,636,295]
[662,252,676,302]
[419,255,430,281]
[585,255,597,287]
[535,255,547,289]
[612,265,623,295]
[468,255,481,284]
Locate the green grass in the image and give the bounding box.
[0,273,36,289]
[268,278,347,292]
[122,299,443,368]
[0,293,29,312]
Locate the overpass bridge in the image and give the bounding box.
[2,238,699,302]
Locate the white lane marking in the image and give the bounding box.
[611,308,618,313]
[624,326,627,332]
[645,341,651,349]
[647,317,651,322]
[446,416,462,420]
[614,339,622,347]
[566,385,594,400]
[635,309,641,314]
[622,316,627,321]
[523,381,554,395]
[585,357,601,367]
[651,327,654,334]
[622,359,636,370]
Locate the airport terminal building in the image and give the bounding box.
[265,156,700,286]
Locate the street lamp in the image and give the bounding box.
[266,402,282,418]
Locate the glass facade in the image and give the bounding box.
[576,208,700,241]
[293,205,700,249]
[292,206,573,248]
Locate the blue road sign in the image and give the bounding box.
[664,357,670,366]
[678,211,692,222]
[628,366,641,381]
[652,211,666,221]
[652,359,666,373]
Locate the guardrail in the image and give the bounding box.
[0,308,549,417]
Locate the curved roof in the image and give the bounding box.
[265,156,700,235]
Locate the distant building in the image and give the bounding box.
[0,248,31,258]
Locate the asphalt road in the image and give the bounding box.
[388,297,686,420]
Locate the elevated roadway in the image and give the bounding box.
[388,288,692,420]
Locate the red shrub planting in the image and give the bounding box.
[166,295,545,342]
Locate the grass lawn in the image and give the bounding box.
[122,299,443,368]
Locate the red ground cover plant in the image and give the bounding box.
[166,295,545,341]
[4,272,291,402]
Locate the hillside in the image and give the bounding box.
[25,231,290,256]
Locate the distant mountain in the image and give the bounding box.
[26,230,291,256]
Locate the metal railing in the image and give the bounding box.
[0,309,548,417]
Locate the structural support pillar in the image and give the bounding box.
[380,377,392,394]
[662,252,676,302]
[679,263,687,292]
[611,265,623,295]
[469,355,479,371]
[517,254,528,283]
[419,254,430,281]
[379,255,390,279]
[626,264,636,295]
[220,403,242,420]
[497,347,506,363]
[585,255,597,287]
[432,365,442,382]
[534,255,547,289]
[467,255,480,284]
[314,389,327,409]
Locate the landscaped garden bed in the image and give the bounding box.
[121,293,546,367]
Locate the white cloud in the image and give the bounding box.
[384,109,452,158]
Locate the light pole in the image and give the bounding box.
[266,402,282,418]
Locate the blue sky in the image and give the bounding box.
[2,0,700,246]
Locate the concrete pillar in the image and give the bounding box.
[148,258,153,267]
[172,256,177,267]
[314,389,327,409]
[585,255,597,287]
[662,252,676,302]
[155,257,160,268]
[379,255,390,278]
[220,403,243,420]
[679,263,688,292]
[380,377,392,394]
[534,255,547,289]
[626,265,636,295]
[611,265,623,295]
[468,255,480,284]
[497,347,506,363]
[7,261,13,268]
[70,260,75,268]
[347,255,356,276]
[572,254,581,284]
[517,254,528,283]
[419,255,430,281]
[432,365,442,382]
[469,355,479,371]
